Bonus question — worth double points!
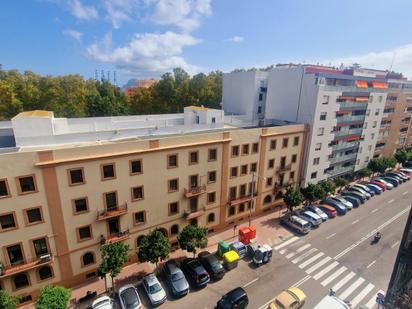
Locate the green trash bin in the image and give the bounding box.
[217,240,230,258]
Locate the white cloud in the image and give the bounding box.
[87,31,200,74]
[326,43,412,79]
[102,0,139,29]
[63,29,83,41]
[68,0,98,20]
[225,36,244,43]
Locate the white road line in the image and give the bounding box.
[274,236,299,250]
[332,271,355,292]
[291,275,311,288]
[326,233,336,239]
[306,256,332,274]
[350,283,375,307]
[321,266,347,287]
[295,275,312,288]
[403,191,408,195]
[391,241,400,249]
[243,277,259,288]
[367,260,376,269]
[313,261,339,281]
[279,249,286,255]
[388,199,395,204]
[352,219,359,225]
[364,290,384,309]
[371,208,379,213]
[285,244,311,259]
[339,277,365,300]
[299,252,324,269]
[291,248,318,264]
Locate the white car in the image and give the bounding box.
[142,273,167,306]
[306,205,329,221]
[118,284,142,309]
[92,296,113,309]
[400,168,412,175]
[331,196,353,210]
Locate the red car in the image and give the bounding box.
[368,181,386,191]
[318,204,337,218]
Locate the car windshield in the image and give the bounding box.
[211,262,223,272]
[121,288,140,308]
[275,299,286,309]
[93,300,109,308]
[172,272,184,281]
[149,283,162,293]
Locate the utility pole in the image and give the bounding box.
[249,173,255,226]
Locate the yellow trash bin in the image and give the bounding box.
[223,250,240,270]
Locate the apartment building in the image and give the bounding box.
[0,108,306,302]
[223,65,390,186]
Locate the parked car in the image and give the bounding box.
[347,186,371,199]
[321,199,347,215]
[118,284,142,309]
[164,260,189,297]
[365,183,383,195]
[367,181,386,191]
[396,171,411,180]
[215,287,249,309]
[297,210,322,227]
[92,296,114,309]
[142,273,167,306]
[269,287,306,309]
[372,178,394,189]
[341,190,366,203]
[352,184,375,196]
[339,194,361,207]
[198,251,225,280]
[330,196,353,210]
[317,204,337,218]
[400,168,412,175]
[280,213,312,234]
[181,258,210,288]
[387,172,407,182]
[380,176,400,187]
[306,204,328,221]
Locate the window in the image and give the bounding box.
[38,266,53,280]
[315,143,322,151]
[322,95,329,104]
[14,273,29,290]
[207,192,216,204]
[282,138,289,148]
[7,244,23,265]
[104,192,117,209]
[264,195,272,204]
[238,203,245,213]
[230,167,238,178]
[259,93,263,101]
[189,151,199,164]
[257,106,262,114]
[363,122,368,129]
[169,202,179,215]
[207,213,215,223]
[228,206,235,216]
[290,171,295,181]
[242,144,249,155]
[134,211,146,224]
[0,213,16,231]
[212,117,216,123]
[77,226,92,241]
[190,174,199,188]
[229,187,237,200]
[270,139,277,150]
[252,143,259,153]
[32,238,48,256]
[250,163,257,173]
[379,96,383,103]
[73,198,88,214]
[18,175,37,193]
[278,173,285,186]
[189,197,198,212]
[320,112,327,120]
[168,179,179,192]
[241,164,248,175]
[208,171,216,183]
[82,252,95,266]
[68,169,84,185]
[130,160,143,174]
[268,159,275,169]
[366,109,370,116]
[25,208,42,225]
[368,145,372,151]
[313,157,320,165]
[375,109,380,116]
[311,172,317,179]
[293,136,299,146]
[266,177,273,187]
[364,156,370,163]
[132,186,144,200]
[372,121,377,128]
[371,133,375,140]
[291,154,297,163]
[167,154,178,168]
[280,156,286,169]
[101,164,115,180]
[239,184,247,197]
[170,224,179,235]
[0,179,10,198]
[317,128,325,136]
[20,295,33,304]
[231,145,239,157]
[208,148,217,161]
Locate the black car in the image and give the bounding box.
[215,287,249,309]
[386,173,405,183]
[321,198,347,215]
[181,258,210,288]
[198,251,225,280]
[381,176,400,187]
[341,190,367,203]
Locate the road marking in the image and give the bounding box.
[334,207,410,260]
[306,256,332,274]
[326,233,336,239]
[371,208,379,213]
[403,191,408,195]
[291,248,318,264]
[352,219,359,225]
[339,277,365,300]
[364,290,384,309]
[313,261,339,281]
[279,249,286,255]
[243,277,259,288]
[291,275,311,288]
[388,199,395,204]
[350,283,375,307]
[285,244,311,259]
[332,271,355,292]
[295,275,312,288]
[391,241,400,249]
[321,266,347,286]
[366,260,376,269]
[274,236,299,250]
[299,252,324,269]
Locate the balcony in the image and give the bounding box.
[334,128,363,140]
[325,165,355,178]
[336,115,366,124]
[100,229,130,245]
[329,153,357,165]
[183,209,205,220]
[0,254,53,278]
[228,195,253,206]
[97,204,128,221]
[331,140,360,153]
[276,164,292,174]
[338,101,368,110]
[184,185,206,198]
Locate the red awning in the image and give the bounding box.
[355,97,369,102]
[372,82,388,89]
[356,80,368,88]
[336,111,351,115]
[339,96,355,100]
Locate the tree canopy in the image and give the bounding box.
[283,187,304,211]
[318,180,336,199]
[301,183,325,203]
[333,177,348,188]
[35,285,71,309]
[394,149,411,165]
[0,290,20,309]
[368,157,397,174]
[137,230,170,266]
[177,224,208,257]
[98,242,130,289]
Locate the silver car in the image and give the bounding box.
[118,284,142,309]
[331,196,353,210]
[164,260,189,297]
[298,210,322,227]
[142,273,167,306]
[306,205,329,221]
[92,296,113,309]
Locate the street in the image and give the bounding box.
[110,181,411,309]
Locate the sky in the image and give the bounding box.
[2,0,412,86]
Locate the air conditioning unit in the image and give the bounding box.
[39,254,51,262]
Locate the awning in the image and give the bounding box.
[356,80,368,88]
[345,136,361,142]
[372,82,388,89]
[339,96,355,100]
[355,97,369,102]
[336,111,351,115]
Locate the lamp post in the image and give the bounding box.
[248,172,266,227]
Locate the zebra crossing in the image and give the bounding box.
[273,236,382,309]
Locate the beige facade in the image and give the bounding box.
[0,124,306,303]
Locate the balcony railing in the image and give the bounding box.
[183,209,205,220]
[334,128,363,140]
[329,153,357,165]
[97,204,128,221]
[336,115,366,124]
[100,229,130,245]
[331,140,360,153]
[325,165,355,177]
[184,185,206,198]
[228,195,253,206]
[276,164,292,173]
[338,101,368,110]
[0,253,53,278]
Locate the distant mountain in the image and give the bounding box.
[122,79,138,90]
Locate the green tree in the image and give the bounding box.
[137,230,170,267]
[384,156,397,170]
[283,186,304,211]
[333,177,348,189]
[98,242,130,290]
[357,168,372,180]
[35,285,71,309]
[0,290,20,309]
[301,183,325,204]
[394,150,409,165]
[368,158,388,175]
[318,180,336,199]
[177,224,208,257]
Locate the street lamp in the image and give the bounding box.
[248,172,266,226]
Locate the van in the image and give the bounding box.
[281,214,311,234]
[314,295,351,309]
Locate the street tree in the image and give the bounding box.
[394,150,409,166]
[301,183,325,204]
[0,290,20,309]
[318,180,336,199]
[177,224,208,257]
[35,285,71,309]
[137,230,170,268]
[283,186,304,211]
[368,158,388,175]
[333,177,348,190]
[357,168,372,180]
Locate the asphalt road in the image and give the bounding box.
[108,180,411,309]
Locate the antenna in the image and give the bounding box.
[389,52,396,72]
[101,70,105,81]
[113,71,117,85]
[107,71,111,83]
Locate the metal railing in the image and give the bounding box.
[329,153,357,165]
[334,128,363,138]
[184,185,206,197]
[336,115,366,124]
[97,203,128,219]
